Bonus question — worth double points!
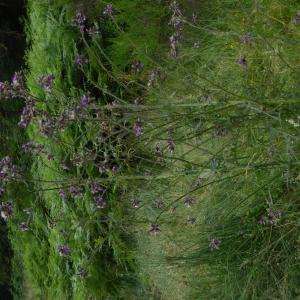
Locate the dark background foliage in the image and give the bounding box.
[0,0,25,298]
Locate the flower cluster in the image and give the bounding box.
[0,201,13,221]
[72,11,87,31]
[259,208,282,226]
[18,98,36,128]
[0,71,26,100]
[39,113,55,137]
[90,182,104,194]
[37,74,55,92]
[0,156,18,184]
[168,1,184,57]
[22,141,45,155]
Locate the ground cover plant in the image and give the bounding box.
[0,0,300,299]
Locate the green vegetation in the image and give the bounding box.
[1,0,300,299]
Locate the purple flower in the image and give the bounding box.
[259,208,282,226]
[22,142,44,155]
[184,196,195,208]
[112,165,118,175]
[73,12,87,31]
[103,5,113,15]
[134,121,144,137]
[58,244,70,256]
[59,190,68,199]
[241,35,248,44]
[95,196,106,209]
[39,113,55,137]
[76,55,89,66]
[11,71,25,92]
[292,18,300,25]
[90,182,103,194]
[18,98,35,128]
[37,74,55,92]
[239,56,247,66]
[80,92,91,107]
[69,185,79,193]
[209,239,222,251]
[149,223,160,236]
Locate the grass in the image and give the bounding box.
[2,0,300,299]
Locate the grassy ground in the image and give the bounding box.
[2,0,300,299]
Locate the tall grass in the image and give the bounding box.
[3,0,300,299]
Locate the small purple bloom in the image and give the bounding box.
[11,71,25,92]
[69,186,79,192]
[209,239,222,251]
[76,55,89,66]
[72,11,87,31]
[37,74,55,92]
[95,196,106,209]
[239,56,247,66]
[292,18,300,25]
[134,121,144,137]
[80,92,91,107]
[241,35,248,44]
[58,244,70,256]
[103,5,113,15]
[59,190,68,199]
[90,182,103,194]
[112,165,118,175]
